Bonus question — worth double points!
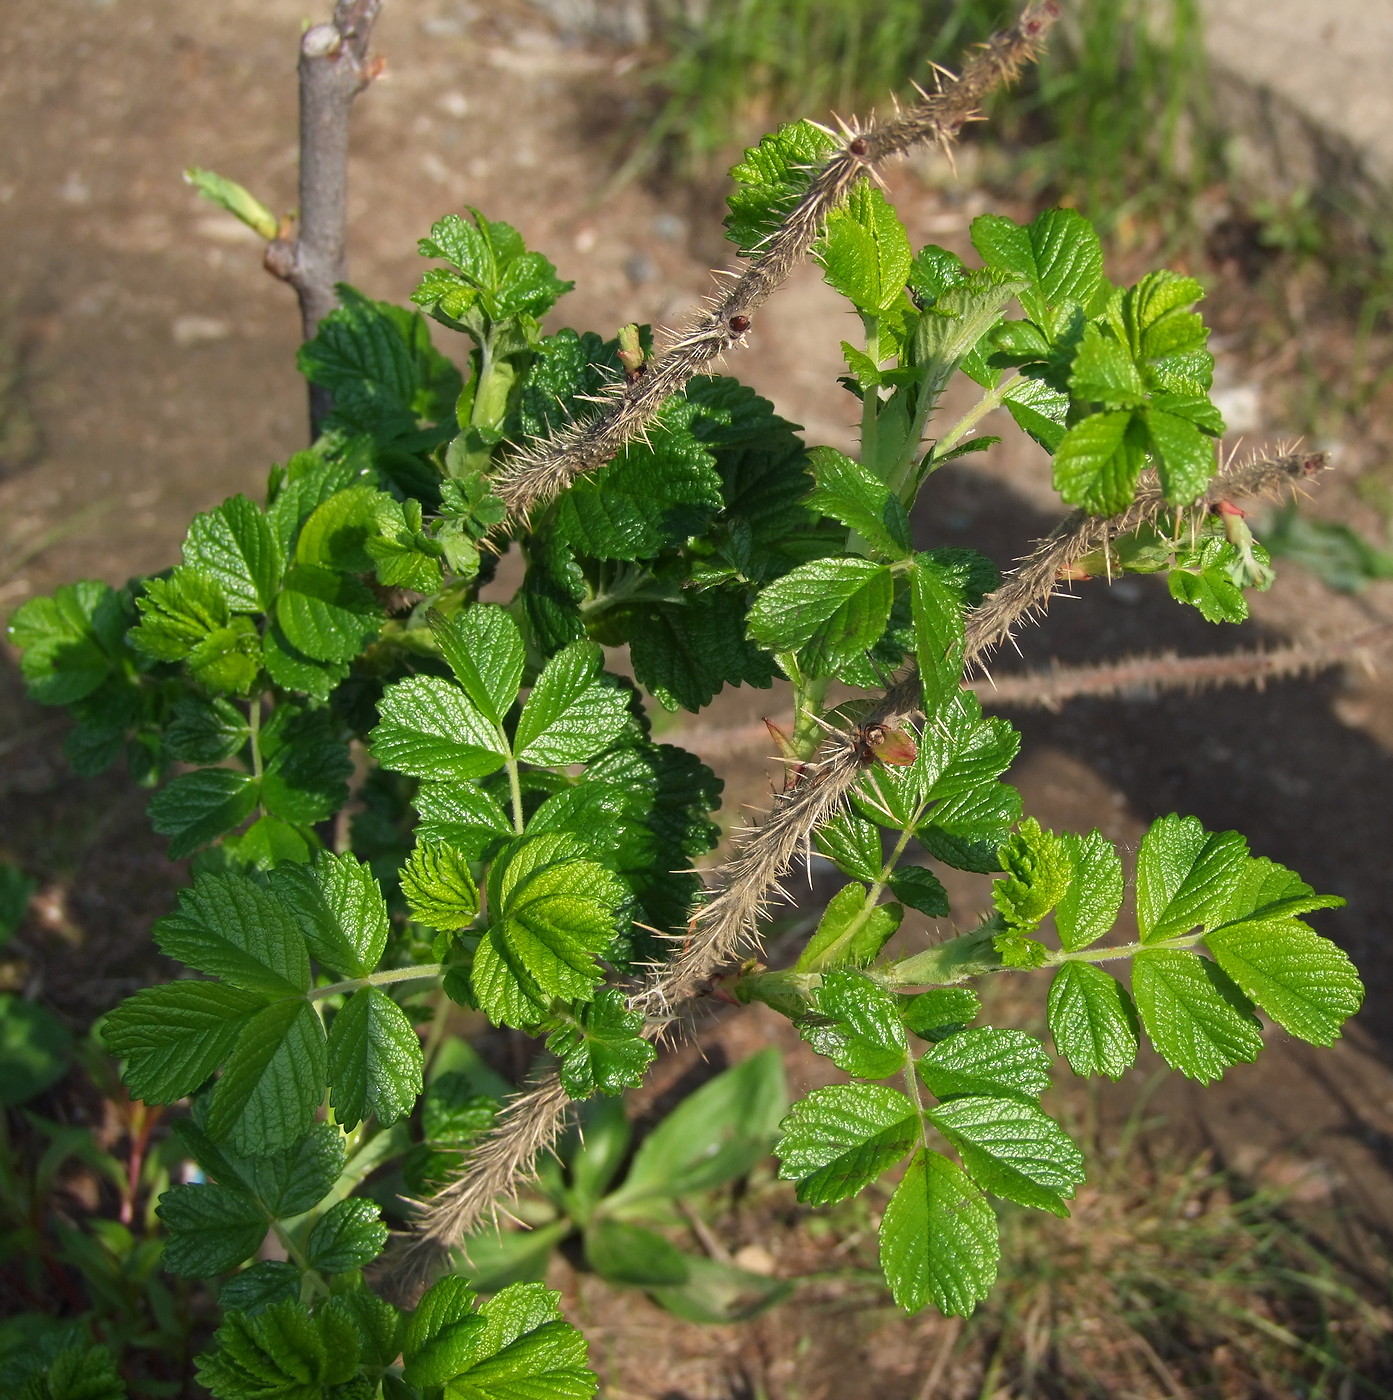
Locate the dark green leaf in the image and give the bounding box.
[157,1182,266,1277]
[545,988,655,1098]
[166,696,251,764]
[0,995,72,1106]
[802,971,908,1080]
[271,851,389,980]
[747,557,893,677]
[901,988,980,1041]
[218,1261,301,1316]
[305,1198,387,1273]
[583,1220,690,1287]
[148,768,259,860]
[888,866,950,918]
[275,564,382,664]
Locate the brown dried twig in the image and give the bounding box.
[264,0,383,435]
[490,0,1062,525]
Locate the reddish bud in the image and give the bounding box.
[848,136,869,157]
[729,313,751,335]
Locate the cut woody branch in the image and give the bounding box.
[264,0,384,436]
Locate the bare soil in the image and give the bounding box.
[1,2,1391,1396]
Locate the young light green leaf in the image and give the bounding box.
[513,642,631,766]
[274,564,381,664]
[1047,962,1139,1080]
[400,840,480,932]
[928,1095,1084,1216]
[1069,323,1144,406]
[776,1083,919,1206]
[970,208,1104,328]
[370,675,508,782]
[102,982,267,1104]
[805,446,912,559]
[206,999,327,1156]
[610,1049,787,1208]
[327,986,424,1130]
[8,580,125,705]
[544,988,655,1099]
[814,809,884,883]
[725,119,839,256]
[401,1277,486,1390]
[1136,814,1249,942]
[304,1197,387,1274]
[748,558,893,678]
[294,485,396,573]
[1146,403,1217,505]
[195,1297,358,1399]
[816,181,913,315]
[796,883,903,973]
[1054,830,1124,951]
[1052,408,1149,515]
[1205,919,1362,1047]
[801,971,909,1080]
[1003,374,1069,452]
[1131,949,1263,1083]
[184,167,279,240]
[992,818,1070,932]
[429,604,526,726]
[155,872,309,997]
[148,768,260,860]
[270,851,388,980]
[184,496,283,614]
[910,554,966,698]
[918,1026,1052,1102]
[879,1148,998,1316]
[156,1182,266,1277]
[132,567,231,662]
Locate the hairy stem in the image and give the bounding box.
[308,963,444,1003]
[489,0,1061,525]
[263,0,382,436]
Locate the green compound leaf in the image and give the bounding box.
[918,1026,1052,1103]
[206,999,327,1156]
[1205,919,1362,1047]
[970,208,1105,330]
[1136,814,1249,942]
[545,988,655,1099]
[237,1122,346,1217]
[402,1277,486,1390]
[327,986,424,1131]
[513,642,631,766]
[801,971,909,1080]
[188,619,263,696]
[103,981,266,1105]
[928,1095,1084,1216]
[805,446,912,560]
[156,1182,267,1277]
[1003,374,1069,452]
[1168,537,1251,623]
[776,1082,919,1206]
[304,1197,388,1274]
[155,872,309,997]
[275,564,382,664]
[1052,408,1150,515]
[401,840,481,932]
[909,555,967,699]
[14,1339,128,1400]
[294,485,395,573]
[8,579,127,705]
[1047,962,1139,1080]
[441,1282,596,1400]
[1131,948,1263,1083]
[271,851,389,981]
[430,604,526,727]
[258,718,352,827]
[992,818,1070,932]
[816,181,913,315]
[916,781,1022,874]
[814,809,884,883]
[195,1296,359,1399]
[148,768,260,860]
[414,781,515,862]
[879,1148,999,1317]
[797,882,902,973]
[370,674,507,782]
[216,1260,301,1317]
[747,557,894,678]
[1146,403,1218,505]
[132,566,231,662]
[725,119,839,256]
[473,837,626,1028]
[183,495,283,614]
[1068,323,1144,406]
[1054,830,1124,951]
[554,428,724,562]
[887,866,950,918]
